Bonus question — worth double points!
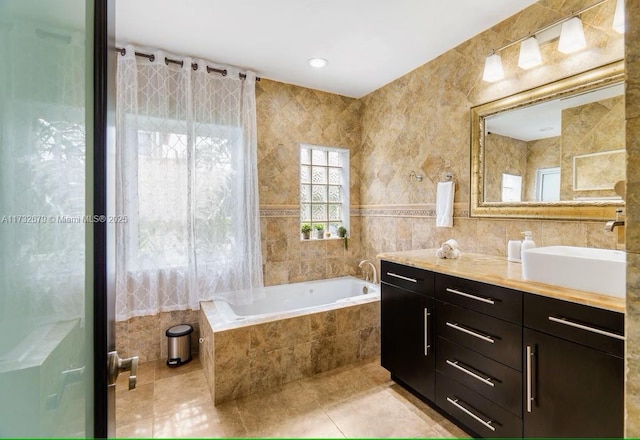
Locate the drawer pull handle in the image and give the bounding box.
[424,308,431,356]
[386,272,417,283]
[446,360,495,387]
[446,322,495,344]
[446,288,495,305]
[548,316,625,341]
[446,397,496,432]
[526,345,534,413]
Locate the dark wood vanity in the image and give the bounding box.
[380,252,624,438]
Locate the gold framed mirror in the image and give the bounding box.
[470,60,625,220]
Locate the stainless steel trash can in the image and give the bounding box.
[166,324,193,367]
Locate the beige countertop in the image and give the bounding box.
[377,248,625,314]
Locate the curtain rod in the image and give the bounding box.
[114,47,260,81]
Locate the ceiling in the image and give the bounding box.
[486,83,625,142]
[115,0,538,98]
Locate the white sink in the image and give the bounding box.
[521,246,626,298]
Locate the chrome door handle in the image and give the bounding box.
[424,308,431,356]
[526,345,534,413]
[108,351,139,390]
[386,272,417,283]
[446,359,495,387]
[548,316,625,340]
[446,288,495,305]
[446,397,496,432]
[446,322,495,343]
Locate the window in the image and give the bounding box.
[299,144,350,237]
[501,173,523,202]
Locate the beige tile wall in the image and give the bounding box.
[358,0,624,265]
[255,79,365,286]
[625,0,640,435]
[484,133,528,202]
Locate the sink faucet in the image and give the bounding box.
[358,259,379,284]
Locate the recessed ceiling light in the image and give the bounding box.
[308,58,328,68]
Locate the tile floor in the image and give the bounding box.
[116,355,471,438]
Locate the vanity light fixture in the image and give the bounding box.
[482,52,504,83]
[558,17,587,54]
[518,37,542,70]
[482,0,621,82]
[613,0,625,33]
[307,57,328,68]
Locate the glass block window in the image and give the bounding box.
[300,144,350,237]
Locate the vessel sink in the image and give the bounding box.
[521,246,626,298]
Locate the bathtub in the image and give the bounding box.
[199,276,382,405]
[214,276,379,324]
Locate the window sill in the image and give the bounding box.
[300,236,349,242]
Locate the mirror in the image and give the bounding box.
[471,60,625,220]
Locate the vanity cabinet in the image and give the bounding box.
[523,294,624,438]
[380,259,625,439]
[435,274,523,438]
[381,261,436,401]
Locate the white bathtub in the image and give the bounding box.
[214,276,379,324]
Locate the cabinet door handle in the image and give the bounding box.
[446,288,495,305]
[386,272,417,283]
[424,308,431,356]
[446,322,495,344]
[446,397,496,432]
[548,316,625,340]
[446,359,495,387]
[526,345,534,413]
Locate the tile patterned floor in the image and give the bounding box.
[116,355,471,438]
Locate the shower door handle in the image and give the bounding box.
[108,351,139,390]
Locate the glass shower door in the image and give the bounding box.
[0,0,106,436]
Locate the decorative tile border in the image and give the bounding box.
[260,204,469,218]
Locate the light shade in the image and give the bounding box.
[482,53,504,82]
[307,58,328,68]
[518,37,542,69]
[558,17,586,54]
[613,0,625,33]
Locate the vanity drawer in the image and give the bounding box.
[437,301,522,370]
[435,274,522,324]
[436,337,522,417]
[436,372,522,438]
[524,294,624,357]
[381,261,434,295]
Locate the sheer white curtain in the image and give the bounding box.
[115,45,263,321]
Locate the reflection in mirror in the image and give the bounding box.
[483,81,624,202]
[471,60,625,220]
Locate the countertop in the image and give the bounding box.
[377,248,625,314]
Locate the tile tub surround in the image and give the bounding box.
[199,298,381,405]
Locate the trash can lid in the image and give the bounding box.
[166,324,193,337]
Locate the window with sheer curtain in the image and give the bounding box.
[115,45,263,321]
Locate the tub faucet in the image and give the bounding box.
[605,220,625,232]
[358,259,379,284]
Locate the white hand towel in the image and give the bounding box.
[441,238,459,253]
[436,248,446,259]
[444,248,461,259]
[436,181,455,227]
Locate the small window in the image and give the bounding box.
[300,144,350,238]
[501,173,522,202]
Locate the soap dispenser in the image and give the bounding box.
[521,231,536,259]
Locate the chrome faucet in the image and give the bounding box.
[358,259,379,284]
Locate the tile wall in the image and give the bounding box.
[625,0,640,435]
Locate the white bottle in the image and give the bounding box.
[520,231,536,259]
[507,240,522,262]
